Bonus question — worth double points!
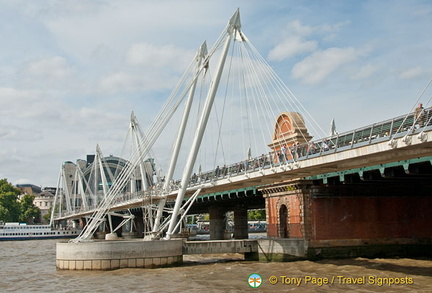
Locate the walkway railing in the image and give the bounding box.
[188,106,432,185]
[55,106,432,219]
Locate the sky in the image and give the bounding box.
[1,0,431,188]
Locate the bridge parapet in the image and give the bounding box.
[188,106,432,186]
[55,107,432,221]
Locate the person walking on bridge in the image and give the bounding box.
[415,103,425,128]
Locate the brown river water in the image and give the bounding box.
[0,239,431,292]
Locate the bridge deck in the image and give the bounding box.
[56,108,432,221]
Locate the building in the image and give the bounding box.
[16,184,42,196]
[15,184,56,224]
[34,188,56,224]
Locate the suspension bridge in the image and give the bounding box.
[54,9,432,269]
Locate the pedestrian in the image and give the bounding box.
[322,139,329,151]
[215,165,220,178]
[415,103,425,127]
[308,141,316,155]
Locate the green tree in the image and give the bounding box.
[0,178,21,194]
[19,194,41,223]
[0,205,13,222]
[0,179,21,222]
[248,209,266,220]
[0,179,41,223]
[43,207,52,223]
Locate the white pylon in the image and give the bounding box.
[166,9,241,238]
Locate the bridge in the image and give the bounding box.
[54,10,432,269]
[53,103,432,232]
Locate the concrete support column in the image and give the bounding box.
[209,206,225,240]
[233,206,249,239]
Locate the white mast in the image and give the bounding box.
[50,165,63,227]
[130,112,150,191]
[164,41,208,192]
[61,166,73,214]
[76,166,89,211]
[151,41,208,236]
[166,9,241,238]
[71,9,241,243]
[96,145,110,197]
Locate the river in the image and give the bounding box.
[0,239,431,292]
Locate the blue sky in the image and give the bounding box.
[1,0,431,187]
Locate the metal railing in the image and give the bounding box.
[55,106,432,218]
[188,106,432,185]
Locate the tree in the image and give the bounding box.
[43,207,52,224]
[0,179,21,222]
[248,209,266,221]
[0,179,41,224]
[19,194,41,223]
[0,205,13,222]
[0,179,21,194]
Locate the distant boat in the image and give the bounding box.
[0,222,80,241]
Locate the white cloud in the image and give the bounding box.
[399,67,429,80]
[268,20,350,61]
[352,64,379,80]
[318,21,350,35]
[98,70,178,94]
[284,19,349,37]
[21,56,73,79]
[0,87,72,129]
[17,56,75,90]
[77,106,124,128]
[288,20,315,36]
[99,72,140,93]
[268,36,317,61]
[0,126,42,141]
[291,47,364,84]
[0,87,42,116]
[39,1,226,66]
[126,43,193,70]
